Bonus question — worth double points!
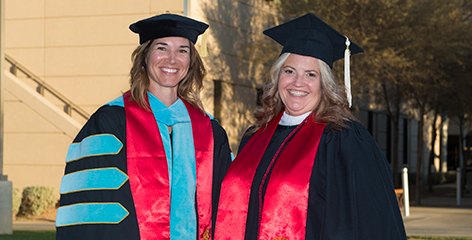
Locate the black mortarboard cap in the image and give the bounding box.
[130,14,209,44]
[263,13,363,68]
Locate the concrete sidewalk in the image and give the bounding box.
[404,206,472,237]
[402,184,472,237]
[13,222,55,231]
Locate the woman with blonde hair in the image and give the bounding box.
[56,13,232,240]
[215,13,406,240]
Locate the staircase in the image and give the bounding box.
[4,55,89,138]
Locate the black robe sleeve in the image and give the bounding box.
[210,120,233,236]
[307,120,407,239]
[56,106,232,240]
[56,105,141,240]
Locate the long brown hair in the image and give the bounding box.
[128,38,206,111]
[251,53,357,134]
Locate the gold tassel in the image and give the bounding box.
[199,32,208,58]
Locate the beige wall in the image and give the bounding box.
[5,0,184,117]
[3,0,188,197]
[3,0,277,197]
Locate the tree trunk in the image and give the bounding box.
[392,93,401,188]
[416,107,425,205]
[459,115,466,197]
[438,113,446,181]
[382,83,402,188]
[428,113,438,192]
[393,117,400,188]
[466,130,472,184]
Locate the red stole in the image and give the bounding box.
[215,112,325,240]
[124,92,214,240]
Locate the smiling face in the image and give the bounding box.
[278,53,322,116]
[145,36,191,96]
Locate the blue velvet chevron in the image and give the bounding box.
[66,134,123,163]
[59,167,128,194]
[56,203,129,227]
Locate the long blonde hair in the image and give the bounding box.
[128,39,206,111]
[251,53,357,133]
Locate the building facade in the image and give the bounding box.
[2,0,277,196]
[2,0,466,199]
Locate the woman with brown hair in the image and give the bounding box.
[215,13,406,240]
[56,14,232,240]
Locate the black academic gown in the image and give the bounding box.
[56,104,232,240]
[241,120,407,240]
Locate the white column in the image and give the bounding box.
[0,181,13,234]
[183,0,189,16]
[0,0,5,179]
[0,0,13,234]
[402,167,410,217]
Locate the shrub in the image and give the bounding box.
[18,186,56,217]
[12,187,21,217]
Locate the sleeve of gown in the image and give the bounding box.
[210,120,233,236]
[56,106,140,240]
[314,121,407,240]
[236,127,255,154]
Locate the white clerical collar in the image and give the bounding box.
[279,111,312,126]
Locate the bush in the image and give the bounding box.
[18,186,56,217]
[12,187,21,217]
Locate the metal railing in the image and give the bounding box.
[5,54,90,120]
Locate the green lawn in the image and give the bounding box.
[0,231,55,240]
